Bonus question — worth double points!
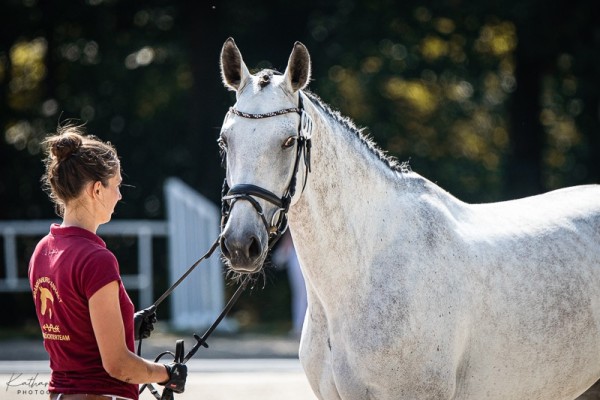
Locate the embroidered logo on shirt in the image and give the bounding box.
[32,277,70,341]
[39,287,54,318]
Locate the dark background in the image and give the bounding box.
[1,0,599,333]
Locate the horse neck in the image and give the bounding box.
[288,96,468,292]
[293,103,389,207]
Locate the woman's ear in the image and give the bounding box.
[92,181,103,197]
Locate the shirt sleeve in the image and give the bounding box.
[79,248,122,300]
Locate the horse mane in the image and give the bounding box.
[248,68,409,174]
[303,91,410,174]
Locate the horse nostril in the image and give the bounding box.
[220,237,231,259]
[248,236,261,259]
[220,234,262,261]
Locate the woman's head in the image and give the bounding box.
[42,124,121,217]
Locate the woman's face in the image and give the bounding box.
[97,170,122,223]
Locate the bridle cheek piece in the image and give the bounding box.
[221,96,313,250]
[139,92,318,400]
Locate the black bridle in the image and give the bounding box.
[139,95,312,400]
[221,94,312,250]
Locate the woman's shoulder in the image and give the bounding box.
[77,244,121,299]
[51,224,107,248]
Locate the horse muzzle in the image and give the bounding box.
[220,222,268,273]
[220,183,290,273]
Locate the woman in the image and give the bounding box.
[29,125,186,400]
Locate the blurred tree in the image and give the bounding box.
[506,0,600,197]
[1,0,196,219]
[0,0,598,329]
[300,0,599,201]
[301,0,518,202]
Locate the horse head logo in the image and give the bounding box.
[39,286,55,319]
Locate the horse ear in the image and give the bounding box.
[284,41,311,92]
[220,37,250,91]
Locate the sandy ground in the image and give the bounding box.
[0,359,317,400]
[3,332,599,400]
[0,330,317,400]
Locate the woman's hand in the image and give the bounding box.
[134,305,157,340]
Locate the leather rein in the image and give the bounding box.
[138,95,312,399]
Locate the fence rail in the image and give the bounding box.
[0,219,167,308]
[0,177,226,330]
[164,177,228,330]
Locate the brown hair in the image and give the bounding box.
[41,124,120,216]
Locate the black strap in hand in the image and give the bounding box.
[160,340,186,399]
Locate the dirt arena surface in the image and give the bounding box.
[0,331,317,400]
[3,333,599,400]
[0,359,316,400]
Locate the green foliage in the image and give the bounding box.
[1,0,598,328]
[305,2,517,201]
[302,0,599,200]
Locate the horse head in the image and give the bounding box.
[218,38,312,273]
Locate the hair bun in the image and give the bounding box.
[51,133,83,161]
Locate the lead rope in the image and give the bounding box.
[139,180,239,358]
[136,236,220,357]
[140,96,312,398]
[138,221,251,398]
[139,274,250,399]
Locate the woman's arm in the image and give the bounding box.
[89,280,170,384]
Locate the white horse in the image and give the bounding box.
[216,37,600,399]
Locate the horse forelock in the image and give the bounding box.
[254,69,282,89]
[304,91,410,174]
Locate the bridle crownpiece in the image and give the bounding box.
[221,96,313,249]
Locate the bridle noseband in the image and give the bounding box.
[139,97,314,400]
[221,95,313,250]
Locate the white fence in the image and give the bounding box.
[0,177,227,330]
[164,177,228,331]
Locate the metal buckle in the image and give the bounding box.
[300,110,313,139]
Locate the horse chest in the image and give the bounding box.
[301,325,459,399]
[300,288,462,399]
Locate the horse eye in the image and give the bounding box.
[282,136,296,149]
